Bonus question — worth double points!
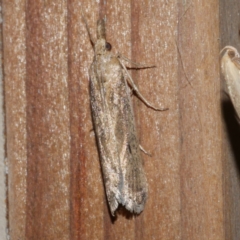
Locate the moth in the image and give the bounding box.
[83,16,167,216]
[220,46,240,119]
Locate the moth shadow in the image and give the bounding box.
[106,206,138,223]
[221,96,240,173]
[105,202,141,223]
[115,206,136,220]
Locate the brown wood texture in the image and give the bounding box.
[3,1,27,239]
[220,0,240,239]
[3,0,225,239]
[178,1,223,239]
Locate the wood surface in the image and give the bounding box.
[220,0,240,239]
[2,0,228,239]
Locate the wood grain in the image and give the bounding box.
[3,1,27,239]
[3,0,226,239]
[178,1,223,239]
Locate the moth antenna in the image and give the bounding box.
[81,8,95,47]
[118,53,156,69]
[97,19,106,39]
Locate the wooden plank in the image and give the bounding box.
[129,1,181,239]
[24,1,70,239]
[219,0,240,239]
[3,1,27,239]
[0,0,6,236]
[178,0,223,239]
[68,1,105,239]
[3,0,225,239]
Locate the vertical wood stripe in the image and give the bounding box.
[3,1,27,239]
[25,1,70,239]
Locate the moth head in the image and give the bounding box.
[95,19,112,55]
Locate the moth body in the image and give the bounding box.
[89,19,147,216]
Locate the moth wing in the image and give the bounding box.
[90,55,148,215]
[89,58,122,215]
[119,70,148,213]
[103,57,148,213]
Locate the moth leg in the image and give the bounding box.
[123,70,134,96]
[139,145,152,157]
[118,57,168,111]
[118,53,155,69]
